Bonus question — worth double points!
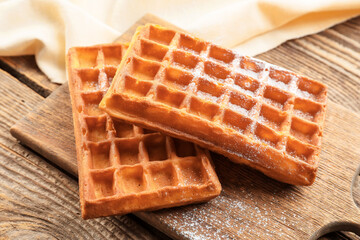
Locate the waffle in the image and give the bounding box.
[66,43,221,219]
[100,25,328,186]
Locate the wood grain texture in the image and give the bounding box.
[0,69,164,239]
[10,15,360,239]
[0,55,59,97]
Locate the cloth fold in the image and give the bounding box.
[0,0,359,83]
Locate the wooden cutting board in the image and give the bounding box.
[10,15,360,239]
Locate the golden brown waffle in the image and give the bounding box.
[67,43,221,219]
[100,25,328,186]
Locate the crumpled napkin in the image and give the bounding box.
[0,0,359,83]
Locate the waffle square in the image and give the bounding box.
[67,43,221,219]
[100,25,328,186]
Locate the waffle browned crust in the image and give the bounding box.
[100,25,328,186]
[66,43,221,219]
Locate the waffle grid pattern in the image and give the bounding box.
[102,25,327,185]
[67,43,221,219]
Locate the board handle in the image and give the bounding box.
[310,222,360,239]
[311,163,360,239]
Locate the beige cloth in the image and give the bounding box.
[0,0,359,84]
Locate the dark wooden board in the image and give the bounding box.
[10,15,360,239]
[0,55,59,97]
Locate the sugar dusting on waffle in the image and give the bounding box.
[100,24,328,185]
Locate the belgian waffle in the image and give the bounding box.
[100,25,328,186]
[67,43,221,219]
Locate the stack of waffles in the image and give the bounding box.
[67,25,327,219]
[67,43,221,219]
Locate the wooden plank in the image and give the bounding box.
[10,15,360,239]
[0,55,58,97]
[0,69,166,239]
[11,83,77,176]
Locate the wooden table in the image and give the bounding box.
[0,14,359,239]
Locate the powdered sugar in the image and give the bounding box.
[231,84,257,97]
[228,102,250,116]
[267,77,289,91]
[196,91,220,103]
[155,186,307,239]
[293,109,314,121]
